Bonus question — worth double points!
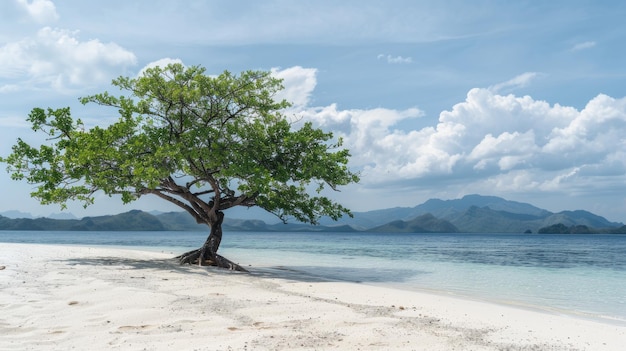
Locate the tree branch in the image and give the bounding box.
[143,189,207,225]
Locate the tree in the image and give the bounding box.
[1,64,359,270]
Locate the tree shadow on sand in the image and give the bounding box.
[59,257,212,278]
[58,256,427,284]
[250,265,426,284]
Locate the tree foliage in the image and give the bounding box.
[2,64,359,226]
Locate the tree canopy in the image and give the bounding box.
[2,64,359,227]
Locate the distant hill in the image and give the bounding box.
[317,194,552,229]
[540,210,618,228]
[0,210,35,219]
[0,194,623,233]
[416,194,552,218]
[319,194,622,233]
[367,213,458,233]
[0,210,354,232]
[447,206,621,233]
[154,211,357,232]
[0,210,166,231]
[48,212,78,220]
[538,223,626,234]
[0,210,77,220]
[447,206,541,233]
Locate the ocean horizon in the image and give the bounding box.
[1,230,625,325]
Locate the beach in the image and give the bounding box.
[1,243,624,350]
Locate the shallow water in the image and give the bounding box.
[2,230,625,323]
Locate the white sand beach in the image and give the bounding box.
[1,243,624,350]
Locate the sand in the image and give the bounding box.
[1,243,624,350]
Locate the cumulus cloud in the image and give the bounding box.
[377,54,413,64]
[0,27,137,92]
[276,69,626,199]
[138,58,185,77]
[271,66,317,108]
[16,0,58,23]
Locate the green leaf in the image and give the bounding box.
[1,63,359,224]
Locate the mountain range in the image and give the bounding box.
[1,194,624,233]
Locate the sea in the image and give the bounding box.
[1,230,625,325]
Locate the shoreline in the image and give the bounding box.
[41,242,626,326]
[1,243,624,350]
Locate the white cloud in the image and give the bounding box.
[278,69,626,200]
[16,0,58,23]
[272,67,440,185]
[489,72,539,93]
[271,66,317,109]
[0,27,137,92]
[138,58,185,77]
[377,54,413,64]
[571,41,596,51]
[469,131,538,171]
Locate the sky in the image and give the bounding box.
[1,0,626,222]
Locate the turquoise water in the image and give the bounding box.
[1,230,625,324]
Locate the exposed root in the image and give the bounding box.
[176,248,202,265]
[175,248,248,272]
[176,212,248,272]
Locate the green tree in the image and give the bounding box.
[1,64,359,270]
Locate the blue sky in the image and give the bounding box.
[1,0,626,222]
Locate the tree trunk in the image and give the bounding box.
[175,211,247,272]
